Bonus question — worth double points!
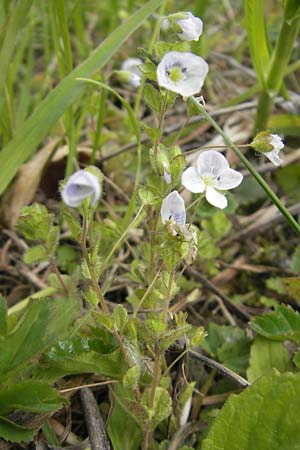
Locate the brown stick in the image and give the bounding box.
[80,388,111,450]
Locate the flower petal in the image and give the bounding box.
[197,150,229,177]
[181,167,205,193]
[265,149,281,166]
[270,134,284,152]
[206,186,227,209]
[160,191,186,226]
[215,168,243,190]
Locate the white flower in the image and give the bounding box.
[265,134,284,166]
[121,57,143,88]
[156,51,208,97]
[61,170,101,208]
[176,12,203,42]
[161,191,186,227]
[181,150,243,209]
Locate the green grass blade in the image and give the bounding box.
[0,0,33,96]
[244,0,270,89]
[0,0,162,196]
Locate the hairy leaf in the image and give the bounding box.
[0,381,66,415]
[203,371,300,450]
[247,336,291,382]
[251,304,300,343]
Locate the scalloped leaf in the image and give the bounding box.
[203,371,300,450]
[0,381,66,415]
[0,416,34,443]
[250,304,300,343]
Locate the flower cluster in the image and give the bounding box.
[156,12,208,98]
[160,151,243,229]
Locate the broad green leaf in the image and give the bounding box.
[202,323,251,373]
[202,371,300,450]
[0,381,66,415]
[244,0,270,88]
[251,304,300,343]
[0,0,162,195]
[0,297,80,379]
[108,385,143,450]
[0,416,34,443]
[247,336,291,382]
[0,295,7,336]
[36,349,127,382]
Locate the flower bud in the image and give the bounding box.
[250,131,284,166]
[162,12,203,42]
[61,167,102,208]
[150,144,172,184]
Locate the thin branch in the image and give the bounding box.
[189,349,250,388]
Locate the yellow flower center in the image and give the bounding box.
[167,66,186,82]
[201,174,216,187]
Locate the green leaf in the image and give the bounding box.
[0,295,7,336]
[138,187,158,206]
[16,204,53,242]
[0,297,80,379]
[0,0,162,195]
[0,416,34,443]
[154,41,190,60]
[142,386,172,428]
[202,323,251,373]
[108,385,143,450]
[247,336,291,383]
[62,208,82,240]
[143,83,163,114]
[37,349,127,382]
[0,381,66,415]
[202,211,232,241]
[0,0,33,97]
[251,304,300,343]
[202,371,300,450]
[293,350,300,368]
[113,305,128,333]
[23,244,48,264]
[244,0,270,88]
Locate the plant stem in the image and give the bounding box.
[254,0,300,131]
[98,205,144,277]
[190,97,300,235]
[80,215,108,314]
[49,256,69,297]
[134,0,167,117]
[164,270,174,321]
[142,352,161,450]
